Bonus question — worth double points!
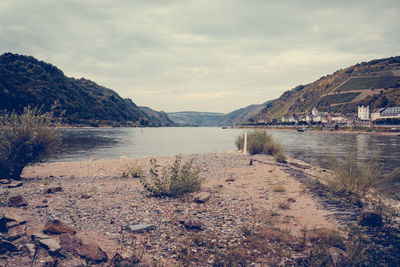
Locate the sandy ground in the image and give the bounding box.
[1,151,337,266]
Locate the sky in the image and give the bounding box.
[1,0,400,113]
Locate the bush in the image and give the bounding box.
[0,107,61,180]
[235,130,286,162]
[140,155,203,197]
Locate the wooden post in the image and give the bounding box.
[243,131,248,156]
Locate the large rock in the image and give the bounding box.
[8,195,28,207]
[0,240,18,254]
[43,219,76,235]
[38,237,62,254]
[5,224,26,241]
[193,192,211,203]
[77,242,108,263]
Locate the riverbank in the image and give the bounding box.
[0,151,373,265]
[236,125,400,135]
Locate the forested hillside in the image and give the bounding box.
[0,53,174,126]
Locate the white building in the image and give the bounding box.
[312,107,318,116]
[380,107,400,118]
[371,108,385,121]
[358,105,370,121]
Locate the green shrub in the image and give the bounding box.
[140,155,203,197]
[236,130,286,162]
[0,107,61,180]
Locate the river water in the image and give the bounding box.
[52,127,399,191]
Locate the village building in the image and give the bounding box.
[380,107,400,118]
[358,105,370,121]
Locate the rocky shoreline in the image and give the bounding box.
[1,151,345,266]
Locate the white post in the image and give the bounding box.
[243,131,248,156]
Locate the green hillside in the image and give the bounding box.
[0,53,174,126]
[254,56,400,121]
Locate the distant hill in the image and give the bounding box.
[254,56,400,121]
[220,101,272,126]
[167,111,225,126]
[0,53,174,126]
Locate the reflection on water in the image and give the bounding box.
[53,127,399,188]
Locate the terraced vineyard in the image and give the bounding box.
[321,92,361,104]
[335,76,400,91]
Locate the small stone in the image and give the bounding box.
[43,219,76,235]
[39,238,61,254]
[8,195,28,207]
[287,198,296,202]
[0,179,10,184]
[77,242,108,263]
[126,224,156,233]
[7,181,23,188]
[45,187,63,194]
[182,216,203,230]
[193,192,211,203]
[225,177,235,182]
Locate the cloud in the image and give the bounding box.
[1,0,399,112]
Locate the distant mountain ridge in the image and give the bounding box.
[0,53,174,126]
[167,102,271,126]
[254,56,400,122]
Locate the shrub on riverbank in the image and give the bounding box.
[0,107,61,180]
[235,130,286,162]
[325,148,398,202]
[140,155,203,197]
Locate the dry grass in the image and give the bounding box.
[140,155,204,197]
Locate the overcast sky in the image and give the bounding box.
[1,0,399,113]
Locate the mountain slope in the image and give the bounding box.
[0,53,173,126]
[220,101,272,125]
[255,56,400,121]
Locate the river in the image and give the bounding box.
[52,127,400,194]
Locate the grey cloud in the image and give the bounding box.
[1,0,399,112]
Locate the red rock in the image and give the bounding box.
[43,219,76,235]
[77,242,108,263]
[8,195,28,207]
